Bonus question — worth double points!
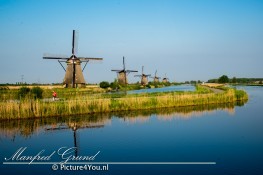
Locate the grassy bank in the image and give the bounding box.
[0,86,248,120]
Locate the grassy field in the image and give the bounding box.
[0,85,248,120]
[202,83,225,88]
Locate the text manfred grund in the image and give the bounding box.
[4,147,100,164]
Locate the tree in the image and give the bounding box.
[207,79,218,83]
[232,77,237,83]
[110,79,120,90]
[218,75,229,83]
[190,80,197,84]
[99,81,110,89]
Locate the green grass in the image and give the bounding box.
[0,85,248,120]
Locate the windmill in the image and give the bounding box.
[162,73,169,83]
[150,70,160,83]
[111,56,138,85]
[43,30,103,88]
[134,66,151,85]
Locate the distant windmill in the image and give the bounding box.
[134,66,151,85]
[111,57,138,85]
[150,70,160,83]
[43,30,103,88]
[162,73,169,83]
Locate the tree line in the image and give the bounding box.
[208,76,263,84]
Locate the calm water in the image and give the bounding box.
[0,86,262,175]
[128,84,195,94]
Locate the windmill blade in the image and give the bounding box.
[72,30,79,55]
[111,69,123,72]
[78,57,103,61]
[142,66,144,74]
[126,70,138,73]
[72,30,75,55]
[145,74,151,77]
[45,126,70,131]
[43,57,66,59]
[123,56,125,70]
[78,125,104,129]
[74,30,79,55]
[45,124,104,132]
[79,57,103,64]
[134,75,142,77]
[43,53,69,59]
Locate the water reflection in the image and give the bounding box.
[0,115,110,141]
[114,102,244,123]
[0,100,247,140]
[45,121,104,156]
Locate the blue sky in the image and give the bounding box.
[0,0,262,84]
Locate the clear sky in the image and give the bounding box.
[0,0,262,84]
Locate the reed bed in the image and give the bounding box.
[1,102,241,139]
[0,87,248,120]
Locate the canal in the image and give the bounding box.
[0,86,262,175]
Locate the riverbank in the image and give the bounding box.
[0,86,248,120]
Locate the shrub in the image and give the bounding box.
[100,81,110,89]
[146,84,151,88]
[18,87,30,99]
[31,87,43,99]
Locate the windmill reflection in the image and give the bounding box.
[45,121,103,156]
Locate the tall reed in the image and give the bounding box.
[0,88,248,120]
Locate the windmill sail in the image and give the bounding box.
[72,30,79,56]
